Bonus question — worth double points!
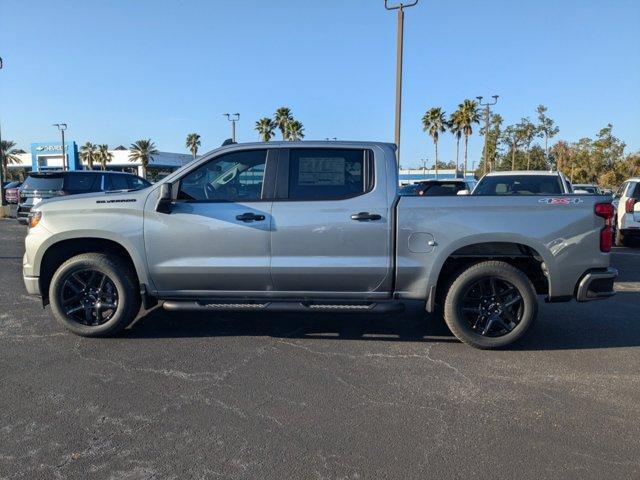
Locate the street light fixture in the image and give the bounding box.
[53,123,68,171]
[385,0,419,169]
[222,113,240,143]
[476,95,499,175]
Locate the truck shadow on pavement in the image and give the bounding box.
[122,294,640,351]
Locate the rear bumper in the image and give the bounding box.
[575,267,618,302]
[23,275,41,296]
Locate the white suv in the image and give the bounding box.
[614,178,640,246]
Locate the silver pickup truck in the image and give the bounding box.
[22,141,618,349]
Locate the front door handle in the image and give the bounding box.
[351,212,382,221]
[236,212,266,222]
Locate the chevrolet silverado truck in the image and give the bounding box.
[22,142,618,349]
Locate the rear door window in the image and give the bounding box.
[63,173,101,194]
[287,148,371,200]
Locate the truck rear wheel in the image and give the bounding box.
[443,261,537,349]
[49,253,140,337]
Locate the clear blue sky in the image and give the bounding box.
[1,0,639,168]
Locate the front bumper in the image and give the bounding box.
[576,267,618,302]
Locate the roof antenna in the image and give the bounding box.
[221,138,236,146]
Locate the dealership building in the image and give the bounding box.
[8,140,194,180]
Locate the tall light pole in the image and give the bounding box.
[476,95,499,175]
[0,56,7,216]
[385,0,419,169]
[53,123,67,170]
[223,113,240,143]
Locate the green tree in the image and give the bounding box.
[185,133,201,159]
[97,144,113,170]
[518,118,537,170]
[458,99,480,176]
[255,117,276,142]
[129,139,159,179]
[536,105,559,164]
[284,120,305,141]
[274,107,293,141]
[1,140,21,179]
[449,109,463,170]
[501,125,523,171]
[79,142,98,170]
[421,107,449,178]
[479,113,503,173]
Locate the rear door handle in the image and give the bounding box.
[351,212,382,221]
[236,212,266,222]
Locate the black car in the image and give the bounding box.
[17,171,151,224]
[399,179,477,196]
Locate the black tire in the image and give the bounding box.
[49,253,141,337]
[443,261,538,349]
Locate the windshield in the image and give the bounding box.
[473,175,563,195]
[21,175,64,191]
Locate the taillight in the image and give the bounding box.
[625,198,636,214]
[595,202,614,252]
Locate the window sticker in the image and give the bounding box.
[299,157,345,186]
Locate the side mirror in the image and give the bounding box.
[155,183,173,214]
[456,190,470,196]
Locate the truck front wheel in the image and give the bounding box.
[49,253,141,337]
[443,261,538,349]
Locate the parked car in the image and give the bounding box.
[473,171,573,195]
[614,178,640,246]
[23,142,617,349]
[572,183,603,195]
[17,171,151,224]
[399,179,477,196]
[3,181,22,204]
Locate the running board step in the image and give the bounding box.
[162,300,404,314]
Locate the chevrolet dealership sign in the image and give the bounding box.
[35,145,64,152]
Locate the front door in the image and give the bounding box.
[269,147,393,296]
[144,149,274,295]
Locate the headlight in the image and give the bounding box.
[28,211,42,229]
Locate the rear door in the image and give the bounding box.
[269,147,392,296]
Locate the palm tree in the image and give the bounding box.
[449,109,463,171]
[255,117,276,142]
[284,120,305,141]
[458,99,480,176]
[274,107,293,140]
[79,142,98,170]
[128,139,158,179]
[185,133,201,159]
[97,144,113,170]
[1,140,21,179]
[422,107,449,179]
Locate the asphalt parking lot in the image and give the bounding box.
[1,218,639,480]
